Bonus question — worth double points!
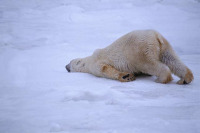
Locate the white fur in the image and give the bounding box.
[66,30,193,84]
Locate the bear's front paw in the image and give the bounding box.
[118,73,135,82]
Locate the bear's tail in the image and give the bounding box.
[156,32,194,84]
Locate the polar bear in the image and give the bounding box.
[66,30,193,84]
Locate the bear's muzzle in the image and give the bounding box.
[65,64,71,72]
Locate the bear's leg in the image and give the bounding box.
[100,64,135,82]
[142,62,173,84]
[176,68,193,85]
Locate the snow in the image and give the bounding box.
[0,0,200,133]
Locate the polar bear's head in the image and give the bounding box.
[66,58,86,72]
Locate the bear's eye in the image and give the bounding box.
[76,60,81,65]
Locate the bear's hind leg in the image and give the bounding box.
[101,64,135,82]
[142,62,173,84]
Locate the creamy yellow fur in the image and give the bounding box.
[66,30,194,84]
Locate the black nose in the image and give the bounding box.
[65,64,70,72]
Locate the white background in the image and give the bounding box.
[0,0,200,133]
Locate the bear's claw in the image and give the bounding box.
[119,73,135,82]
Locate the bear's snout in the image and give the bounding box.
[65,64,71,72]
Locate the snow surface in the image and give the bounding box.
[0,0,200,133]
